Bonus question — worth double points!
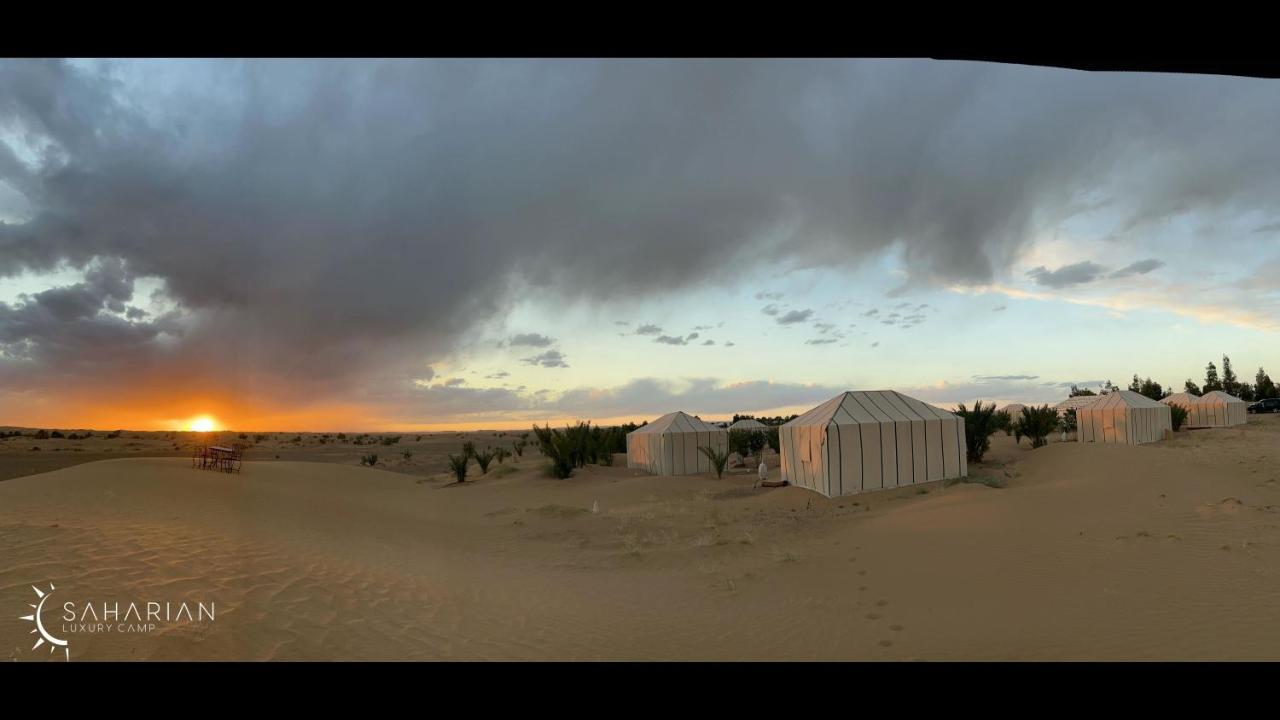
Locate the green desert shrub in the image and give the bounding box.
[360,453,378,466]
[765,426,780,454]
[34,429,50,440]
[447,453,468,483]
[473,449,495,474]
[532,424,577,479]
[494,447,510,464]
[462,441,477,459]
[402,451,413,461]
[699,445,730,479]
[1170,405,1188,432]
[1015,405,1058,449]
[512,440,527,458]
[993,410,1013,436]
[954,400,1000,463]
[1058,408,1078,435]
[380,435,401,446]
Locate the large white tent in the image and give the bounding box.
[727,418,768,433]
[1160,392,1211,428]
[626,411,729,476]
[1077,390,1172,445]
[779,391,967,498]
[1199,391,1248,426]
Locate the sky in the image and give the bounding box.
[2,58,1279,431]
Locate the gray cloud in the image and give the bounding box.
[776,309,813,325]
[805,338,837,345]
[509,332,555,348]
[654,335,688,345]
[1027,261,1106,288]
[992,304,1007,312]
[4,59,1280,416]
[755,291,784,301]
[973,374,1039,381]
[760,304,780,316]
[1109,258,1165,279]
[634,324,662,336]
[521,350,569,368]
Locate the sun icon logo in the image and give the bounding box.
[19,583,70,661]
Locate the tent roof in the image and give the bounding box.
[727,418,767,430]
[785,391,956,427]
[1161,392,1201,405]
[629,411,723,435]
[1055,395,1102,411]
[1083,390,1166,409]
[1201,390,1246,404]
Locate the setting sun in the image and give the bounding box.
[187,416,218,433]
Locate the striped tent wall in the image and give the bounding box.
[1077,391,1172,445]
[1161,392,1212,428]
[779,391,967,498]
[626,411,730,476]
[1199,391,1248,427]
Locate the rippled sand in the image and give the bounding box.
[4,416,1280,660]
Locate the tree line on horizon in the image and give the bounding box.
[1066,355,1277,402]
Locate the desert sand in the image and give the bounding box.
[4,417,1280,660]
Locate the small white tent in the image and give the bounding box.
[1000,403,1027,419]
[1199,391,1248,426]
[1055,395,1100,418]
[626,411,729,476]
[727,418,768,433]
[1160,392,1210,428]
[1076,390,1172,445]
[779,391,967,498]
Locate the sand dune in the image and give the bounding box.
[4,416,1280,660]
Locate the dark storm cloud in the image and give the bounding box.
[4,59,1280,410]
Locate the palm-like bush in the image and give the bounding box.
[494,447,511,464]
[512,440,527,458]
[360,453,378,466]
[993,410,1013,436]
[474,449,495,474]
[699,445,730,479]
[1170,405,1188,431]
[1016,405,1058,448]
[954,400,1000,463]
[447,453,468,483]
[461,441,476,459]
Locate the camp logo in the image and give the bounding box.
[20,583,70,662]
[18,582,217,661]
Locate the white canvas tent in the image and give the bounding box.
[626,411,729,476]
[1160,392,1211,428]
[1199,391,1248,426]
[1000,403,1027,419]
[779,391,967,498]
[727,418,768,433]
[1077,390,1172,445]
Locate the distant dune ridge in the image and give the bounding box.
[3,416,1280,660]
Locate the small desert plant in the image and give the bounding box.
[1058,408,1078,434]
[380,435,401,446]
[415,435,422,442]
[447,453,468,483]
[1170,405,1188,431]
[493,447,511,464]
[512,440,527,458]
[50,430,65,439]
[360,453,378,466]
[34,429,50,440]
[402,451,413,461]
[699,445,730,479]
[532,424,576,479]
[462,441,476,459]
[337,433,347,440]
[954,400,1000,463]
[994,410,1013,436]
[474,449,495,474]
[106,430,122,439]
[1016,405,1058,449]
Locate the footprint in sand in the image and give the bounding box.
[890,624,904,632]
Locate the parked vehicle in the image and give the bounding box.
[1247,398,1280,414]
